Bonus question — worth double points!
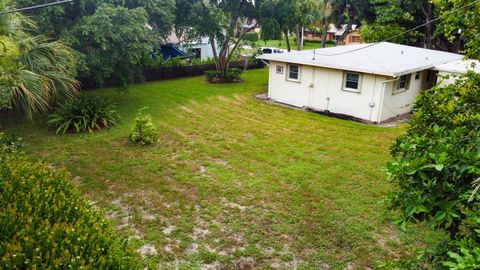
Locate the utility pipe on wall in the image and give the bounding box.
[376,78,399,123]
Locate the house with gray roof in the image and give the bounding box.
[257,42,468,123]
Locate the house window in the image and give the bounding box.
[350,36,361,43]
[394,74,411,94]
[415,71,421,80]
[276,66,284,74]
[287,64,300,81]
[342,71,361,92]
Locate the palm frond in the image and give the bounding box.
[0,1,79,118]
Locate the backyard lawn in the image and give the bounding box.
[1,69,441,269]
[255,37,329,51]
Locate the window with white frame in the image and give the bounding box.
[276,66,284,74]
[394,74,411,94]
[287,64,300,81]
[342,71,362,92]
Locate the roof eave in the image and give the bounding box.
[257,56,395,77]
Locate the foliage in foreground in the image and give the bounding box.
[0,133,138,268]
[129,107,158,146]
[387,72,480,268]
[0,0,79,118]
[47,95,117,134]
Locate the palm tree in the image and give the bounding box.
[0,0,78,118]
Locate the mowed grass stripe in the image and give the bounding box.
[1,69,442,269]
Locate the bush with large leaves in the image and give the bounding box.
[47,95,118,134]
[0,0,79,118]
[387,71,480,267]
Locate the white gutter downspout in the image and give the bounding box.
[262,60,272,99]
[377,78,398,123]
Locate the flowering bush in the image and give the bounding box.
[0,133,138,268]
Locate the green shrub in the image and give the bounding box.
[244,32,259,42]
[386,72,480,267]
[326,40,336,46]
[47,95,118,134]
[0,135,138,268]
[205,68,243,83]
[129,107,158,145]
[0,131,22,153]
[190,57,216,65]
[443,213,480,269]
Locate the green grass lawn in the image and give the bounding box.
[255,37,330,51]
[1,69,442,269]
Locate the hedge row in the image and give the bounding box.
[0,134,138,269]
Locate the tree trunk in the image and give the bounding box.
[321,18,329,48]
[284,30,291,52]
[209,36,220,71]
[296,25,302,51]
[423,2,434,49]
[336,7,356,45]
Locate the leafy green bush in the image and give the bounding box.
[387,72,480,267]
[129,107,158,145]
[190,57,216,65]
[443,213,480,269]
[0,131,22,153]
[205,68,243,83]
[326,40,336,46]
[0,134,138,268]
[244,32,259,42]
[47,95,118,134]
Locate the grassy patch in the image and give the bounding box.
[255,37,331,51]
[1,69,443,269]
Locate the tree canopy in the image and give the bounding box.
[66,4,155,87]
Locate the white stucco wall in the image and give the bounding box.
[267,61,429,123]
[437,71,462,87]
[181,38,221,60]
[267,61,389,122]
[378,71,425,122]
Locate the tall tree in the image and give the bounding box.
[369,0,435,48]
[257,0,298,51]
[332,0,374,45]
[67,4,155,87]
[15,0,175,86]
[292,0,323,50]
[0,0,79,118]
[16,0,175,39]
[320,0,333,48]
[176,0,262,74]
[435,0,480,58]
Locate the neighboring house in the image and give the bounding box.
[165,32,221,60]
[304,24,363,45]
[434,59,480,86]
[157,45,188,61]
[257,42,466,123]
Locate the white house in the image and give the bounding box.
[166,32,221,60]
[257,42,466,123]
[434,59,480,86]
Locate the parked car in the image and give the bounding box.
[260,47,284,54]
